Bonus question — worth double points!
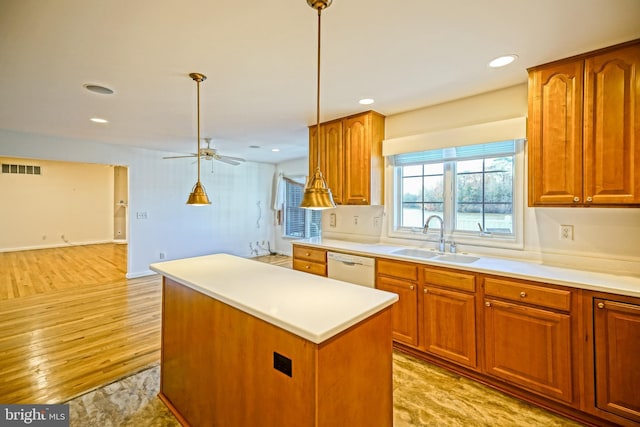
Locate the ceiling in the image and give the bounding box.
[1,0,639,164]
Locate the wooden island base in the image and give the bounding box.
[160,278,394,427]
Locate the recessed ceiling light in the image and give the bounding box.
[84,84,114,95]
[359,98,375,105]
[489,54,518,68]
[90,117,108,124]
[271,148,280,152]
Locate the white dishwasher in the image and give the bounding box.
[327,252,375,288]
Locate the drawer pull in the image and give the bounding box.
[305,252,311,256]
[423,288,427,294]
[485,301,491,307]
[409,285,414,290]
[305,265,310,269]
[597,302,605,309]
[520,291,527,298]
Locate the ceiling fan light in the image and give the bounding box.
[186,181,211,205]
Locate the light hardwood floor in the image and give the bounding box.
[0,244,127,300]
[0,244,161,404]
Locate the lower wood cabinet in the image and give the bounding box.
[594,298,640,423]
[376,275,418,346]
[483,298,573,403]
[421,267,477,369]
[292,245,327,276]
[376,259,418,346]
[482,276,574,404]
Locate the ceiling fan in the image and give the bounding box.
[163,138,246,166]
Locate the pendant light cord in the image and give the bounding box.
[315,8,322,170]
[196,78,202,184]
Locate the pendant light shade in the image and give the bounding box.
[186,72,211,206]
[300,0,336,210]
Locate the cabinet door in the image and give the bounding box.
[594,299,640,422]
[584,44,640,205]
[422,287,477,368]
[483,299,573,403]
[528,61,584,206]
[343,113,372,205]
[376,276,418,346]
[309,121,344,204]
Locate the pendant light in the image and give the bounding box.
[299,0,336,210]
[186,72,211,206]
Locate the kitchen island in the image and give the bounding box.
[150,253,398,427]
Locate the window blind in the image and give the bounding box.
[391,140,518,166]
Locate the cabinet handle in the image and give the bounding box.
[586,196,593,202]
[485,301,491,307]
[409,285,414,290]
[520,291,527,298]
[305,265,310,269]
[305,252,310,256]
[423,288,428,294]
[597,302,605,309]
[573,197,580,202]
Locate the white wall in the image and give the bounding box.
[323,85,640,275]
[0,157,114,250]
[0,129,275,277]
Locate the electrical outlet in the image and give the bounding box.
[136,211,148,220]
[159,252,166,260]
[329,213,336,227]
[353,216,359,225]
[373,216,381,228]
[560,224,574,240]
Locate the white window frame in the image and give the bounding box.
[387,140,525,250]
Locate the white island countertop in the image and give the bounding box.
[150,253,398,344]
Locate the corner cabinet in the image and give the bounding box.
[528,39,640,207]
[309,110,385,205]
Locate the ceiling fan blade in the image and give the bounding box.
[219,155,245,162]
[163,154,198,159]
[216,157,242,166]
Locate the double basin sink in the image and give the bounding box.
[390,248,479,264]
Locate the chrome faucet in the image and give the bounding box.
[423,214,445,253]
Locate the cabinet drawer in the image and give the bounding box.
[377,259,418,281]
[293,259,326,276]
[423,267,475,292]
[484,277,571,311]
[293,245,327,263]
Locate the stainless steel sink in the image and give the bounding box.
[390,248,438,259]
[433,254,480,263]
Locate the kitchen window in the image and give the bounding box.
[389,140,525,249]
[283,177,322,238]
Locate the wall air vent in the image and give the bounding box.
[2,163,41,175]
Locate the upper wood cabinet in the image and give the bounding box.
[309,110,385,205]
[528,40,640,206]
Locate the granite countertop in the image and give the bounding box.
[150,253,398,344]
[294,238,640,298]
